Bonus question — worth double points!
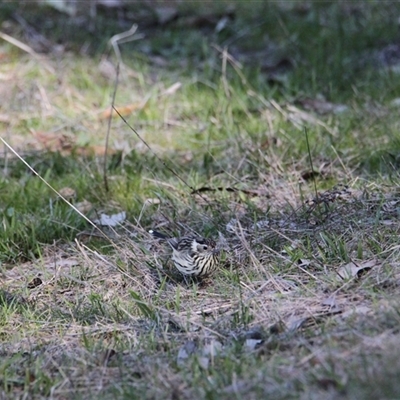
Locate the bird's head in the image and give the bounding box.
[192,238,216,254]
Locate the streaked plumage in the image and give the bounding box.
[149,230,220,276]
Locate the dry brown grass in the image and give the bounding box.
[2,180,400,398]
[2,2,400,398]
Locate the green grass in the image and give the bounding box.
[2,0,400,399]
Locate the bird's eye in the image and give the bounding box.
[203,245,208,250]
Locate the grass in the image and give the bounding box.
[2,0,400,398]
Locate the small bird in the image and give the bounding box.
[149,230,220,277]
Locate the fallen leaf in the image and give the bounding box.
[202,340,222,357]
[32,130,74,152]
[321,296,341,312]
[297,258,312,268]
[197,340,222,369]
[298,97,348,115]
[41,0,76,16]
[380,220,396,226]
[75,200,93,214]
[341,305,372,318]
[161,82,182,96]
[321,296,337,307]
[98,57,117,80]
[337,259,377,280]
[58,187,76,200]
[244,339,263,351]
[143,198,161,206]
[99,102,145,119]
[286,317,308,332]
[154,6,178,25]
[197,356,209,369]
[94,211,126,227]
[215,16,230,32]
[177,341,197,366]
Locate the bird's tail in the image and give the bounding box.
[149,230,169,240]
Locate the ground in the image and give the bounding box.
[1,1,400,399]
